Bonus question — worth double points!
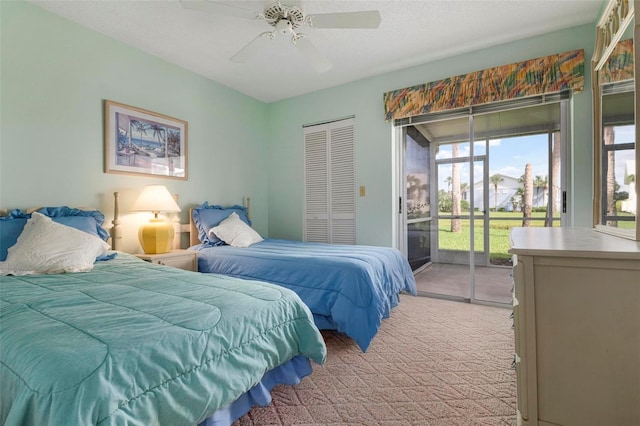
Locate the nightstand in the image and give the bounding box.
[135,250,198,272]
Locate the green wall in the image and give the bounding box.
[1,0,596,251]
[1,1,270,252]
[267,24,596,246]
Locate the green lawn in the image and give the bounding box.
[437,211,558,264]
[604,215,636,229]
[416,211,636,265]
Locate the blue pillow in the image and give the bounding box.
[0,207,114,261]
[36,207,110,242]
[0,217,28,261]
[192,202,251,246]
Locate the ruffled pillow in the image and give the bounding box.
[210,212,263,248]
[192,202,251,246]
[0,206,114,261]
[0,212,111,276]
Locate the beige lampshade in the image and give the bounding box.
[131,185,181,214]
[131,185,181,254]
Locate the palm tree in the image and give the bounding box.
[445,176,452,194]
[167,129,181,156]
[523,164,533,227]
[451,144,461,232]
[513,188,524,212]
[533,176,549,208]
[130,120,148,135]
[550,131,561,225]
[459,182,469,201]
[129,120,152,156]
[533,175,544,207]
[604,126,616,226]
[490,174,504,212]
[541,176,549,208]
[148,123,167,158]
[130,120,149,141]
[511,195,519,212]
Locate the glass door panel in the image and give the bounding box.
[405,127,431,270]
[432,133,472,300]
[473,103,563,304]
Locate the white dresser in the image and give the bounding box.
[510,227,640,426]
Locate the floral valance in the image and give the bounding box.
[383,49,584,121]
[598,38,633,84]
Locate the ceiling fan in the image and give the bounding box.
[180,0,381,72]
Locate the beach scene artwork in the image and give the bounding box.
[105,101,188,180]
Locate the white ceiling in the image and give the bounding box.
[31,0,602,103]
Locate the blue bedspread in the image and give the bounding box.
[0,253,326,426]
[193,239,417,352]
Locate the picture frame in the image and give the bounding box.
[104,100,188,180]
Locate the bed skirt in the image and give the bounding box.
[198,355,312,426]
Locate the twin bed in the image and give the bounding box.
[0,196,416,425]
[189,201,417,352]
[0,205,326,425]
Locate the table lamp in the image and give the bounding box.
[131,185,181,254]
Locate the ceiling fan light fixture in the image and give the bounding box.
[275,19,293,35]
[264,2,305,29]
[186,0,380,72]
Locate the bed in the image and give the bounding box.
[190,201,417,352]
[0,201,326,426]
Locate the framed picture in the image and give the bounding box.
[104,100,188,180]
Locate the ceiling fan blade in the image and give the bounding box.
[309,10,381,29]
[180,0,258,19]
[293,35,332,73]
[230,32,275,63]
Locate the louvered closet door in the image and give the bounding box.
[304,118,355,243]
[329,123,355,243]
[304,127,329,242]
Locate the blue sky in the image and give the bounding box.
[407,126,636,212]
[436,131,635,194]
[436,133,551,189]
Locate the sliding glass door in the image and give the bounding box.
[397,97,568,306]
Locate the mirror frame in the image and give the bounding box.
[592,0,639,240]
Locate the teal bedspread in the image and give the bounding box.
[0,253,326,425]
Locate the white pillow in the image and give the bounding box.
[0,212,111,276]
[210,212,263,248]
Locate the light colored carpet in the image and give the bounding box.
[235,295,516,425]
